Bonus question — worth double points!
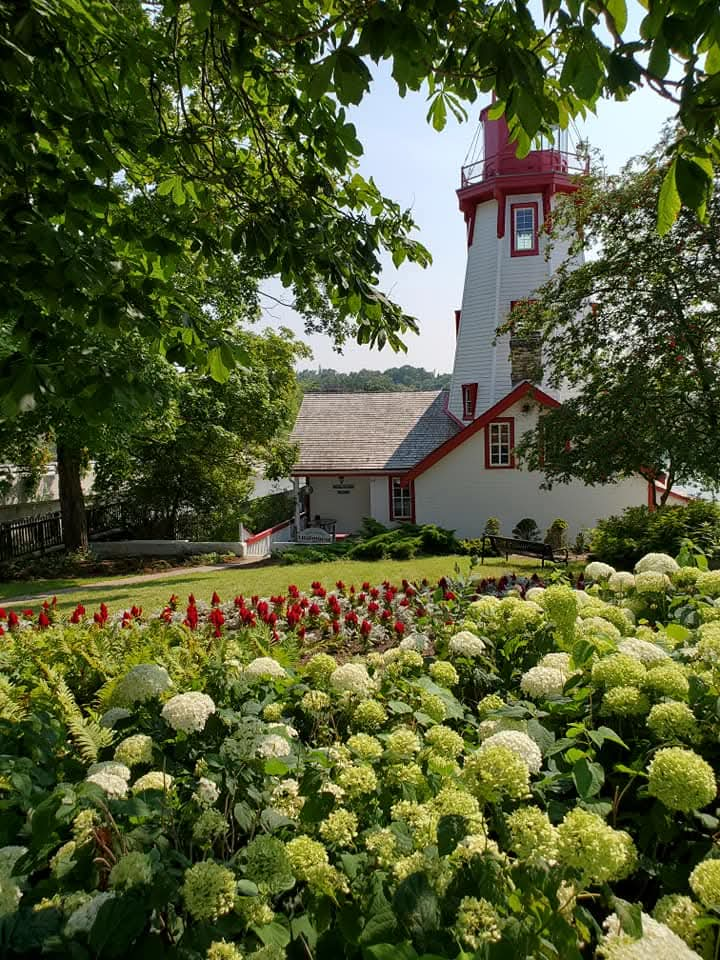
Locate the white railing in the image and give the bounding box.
[242,518,295,559]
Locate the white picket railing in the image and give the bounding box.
[242,518,294,559]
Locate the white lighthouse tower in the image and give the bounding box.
[447,109,587,423]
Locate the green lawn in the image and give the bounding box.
[0,555,554,615]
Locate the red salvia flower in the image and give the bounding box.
[394,621,405,636]
[211,591,221,606]
[38,611,50,628]
[69,604,86,624]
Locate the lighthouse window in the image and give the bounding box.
[461,383,478,420]
[511,203,539,256]
[486,420,514,468]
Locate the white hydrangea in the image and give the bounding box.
[85,770,129,799]
[635,571,671,595]
[161,692,216,733]
[65,892,115,937]
[577,616,621,640]
[600,911,701,959]
[86,761,131,782]
[244,657,287,679]
[635,553,680,575]
[574,590,595,608]
[256,734,292,759]
[132,771,173,793]
[479,731,542,774]
[194,777,221,806]
[618,637,670,666]
[608,572,636,593]
[477,717,527,741]
[330,663,374,696]
[520,666,566,699]
[99,707,132,729]
[448,631,486,657]
[111,664,172,707]
[114,734,153,767]
[585,561,616,581]
[538,652,573,677]
[398,633,430,653]
[525,587,546,602]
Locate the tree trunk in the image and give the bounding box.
[57,443,88,551]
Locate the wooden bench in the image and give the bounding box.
[481,535,568,567]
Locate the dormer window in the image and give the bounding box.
[461,383,478,420]
[511,202,539,257]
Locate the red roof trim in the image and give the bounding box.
[290,470,408,477]
[405,381,560,480]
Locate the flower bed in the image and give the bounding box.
[0,555,719,957]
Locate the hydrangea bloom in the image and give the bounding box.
[262,702,284,722]
[672,566,701,589]
[244,835,294,894]
[346,733,383,760]
[301,690,331,713]
[270,779,304,819]
[591,654,646,690]
[577,616,622,641]
[285,836,329,880]
[72,810,98,845]
[132,771,173,793]
[109,852,153,889]
[455,896,501,949]
[87,761,131,782]
[181,861,237,922]
[387,762,426,788]
[304,653,338,685]
[65,891,115,936]
[462,745,531,804]
[653,894,707,952]
[647,747,715,812]
[193,809,228,845]
[543,584,578,647]
[467,596,501,620]
[337,763,378,797]
[114,734,153,767]
[85,771,128,799]
[646,702,698,742]
[608,571,636,593]
[556,808,636,884]
[448,630,486,657]
[635,553,680,575]
[195,777,221,806]
[525,586,546,602]
[585,561,616,581]
[245,657,287,680]
[476,693,505,718]
[618,637,669,666]
[111,664,172,707]
[425,725,465,758]
[644,661,689,700]
[479,730,542,774]
[539,651,573,676]
[507,807,557,861]
[635,571,671,595]
[352,699,387,730]
[256,734,292,759]
[330,663,373,696]
[602,686,650,717]
[520,665,566,699]
[161,692,216,733]
[429,660,459,687]
[319,809,358,846]
[599,911,701,959]
[689,858,720,908]
[207,942,244,960]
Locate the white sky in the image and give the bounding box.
[260,63,675,374]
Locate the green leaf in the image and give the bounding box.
[156,177,176,196]
[427,95,447,132]
[392,872,440,939]
[364,945,417,960]
[89,893,148,957]
[253,921,291,948]
[606,0,628,34]
[236,880,259,896]
[171,179,186,206]
[207,346,231,383]
[263,758,290,776]
[648,34,670,77]
[675,155,712,212]
[332,49,372,105]
[588,725,628,749]
[572,757,604,798]
[657,158,681,235]
[437,815,468,856]
[613,898,643,939]
[359,876,398,946]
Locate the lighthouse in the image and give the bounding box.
[447,109,587,422]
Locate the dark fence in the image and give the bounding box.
[0,503,210,563]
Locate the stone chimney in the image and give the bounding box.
[509,335,542,385]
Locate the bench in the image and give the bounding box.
[481,535,568,567]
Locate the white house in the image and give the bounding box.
[290,109,687,540]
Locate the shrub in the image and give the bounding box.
[387,538,419,560]
[483,517,501,537]
[544,519,568,550]
[591,502,720,568]
[420,523,459,555]
[513,518,541,541]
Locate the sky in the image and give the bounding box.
[259,63,675,375]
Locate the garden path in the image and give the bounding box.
[1,557,264,605]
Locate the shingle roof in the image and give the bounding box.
[291,390,459,473]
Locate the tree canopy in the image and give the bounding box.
[298,365,450,393]
[508,147,720,503]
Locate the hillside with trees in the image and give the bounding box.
[298,366,450,393]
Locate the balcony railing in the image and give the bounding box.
[460,149,589,189]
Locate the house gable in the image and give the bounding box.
[405,381,559,481]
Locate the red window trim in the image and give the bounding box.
[510,202,539,257]
[388,476,415,522]
[484,417,515,469]
[461,382,478,421]
[454,309,461,336]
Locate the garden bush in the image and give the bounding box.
[591,501,720,568]
[512,518,541,541]
[1,555,720,956]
